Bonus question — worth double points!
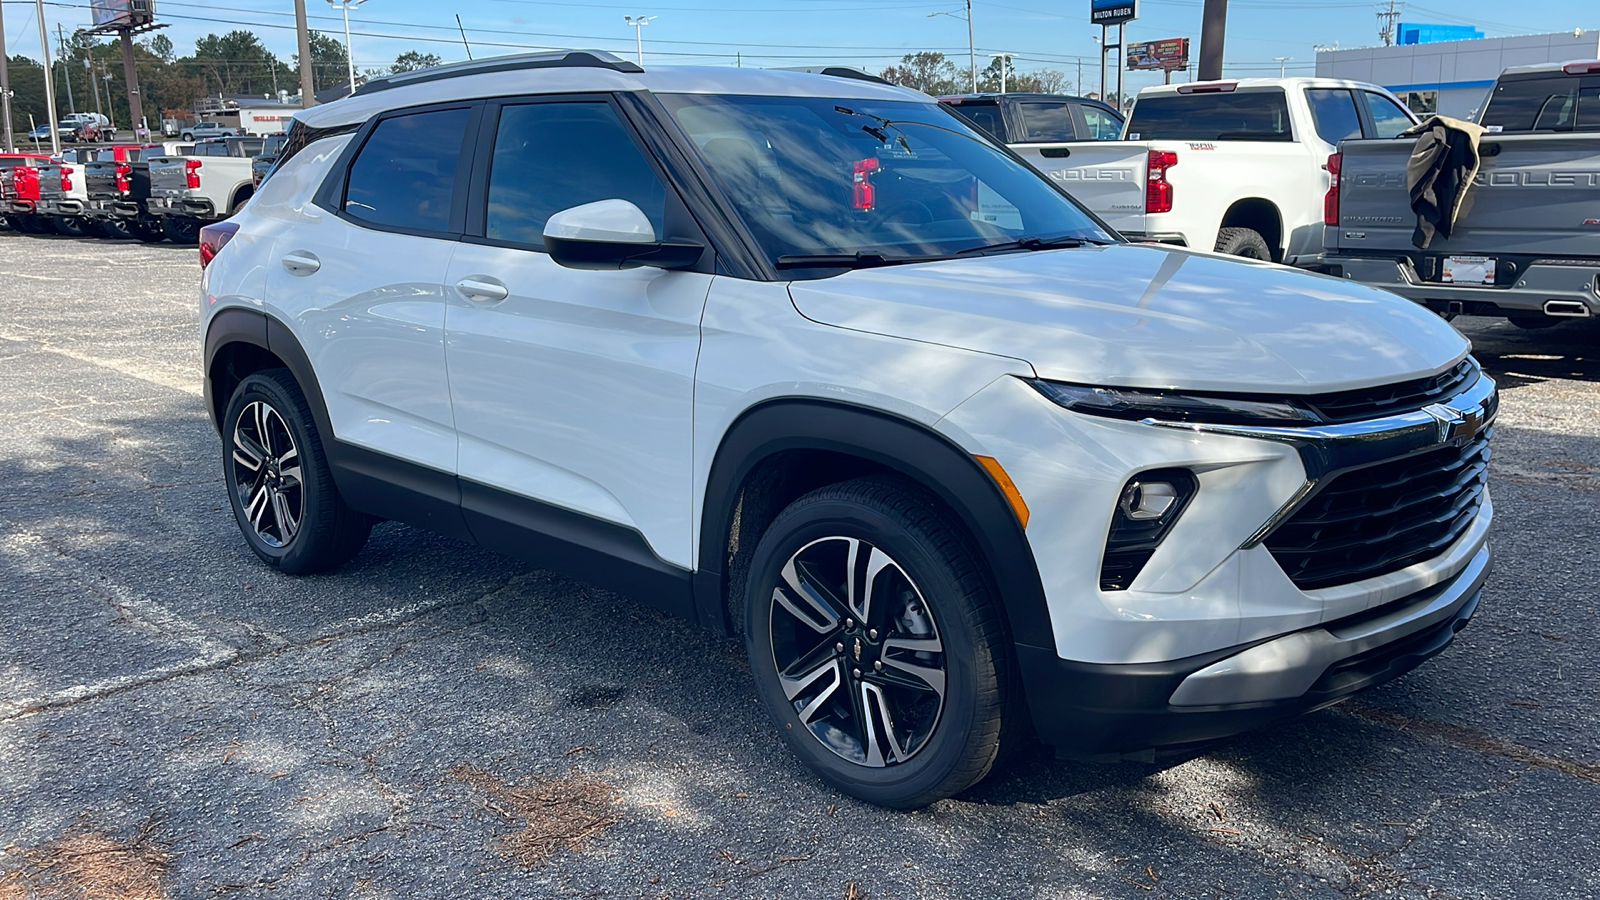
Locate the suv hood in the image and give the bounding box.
[787,243,1470,393]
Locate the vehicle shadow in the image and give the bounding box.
[1456,315,1600,386]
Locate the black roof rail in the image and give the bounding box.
[771,65,894,86]
[354,50,643,97]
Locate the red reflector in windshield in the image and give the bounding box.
[1563,61,1600,75]
[852,157,880,211]
[1176,82,1238,94]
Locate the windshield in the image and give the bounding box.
[658,94,1114,272]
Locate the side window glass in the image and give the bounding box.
[1081,105,1122,140]
[344,107,470,233]
[1579,79,1600,130]
[1363,92,1415,138]
[1017,101,1078,142]
[484,102,666,247]
[947,101,1004,141]
[1305,89,1361,144]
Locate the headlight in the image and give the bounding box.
[1027,380,1321,427]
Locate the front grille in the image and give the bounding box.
[1265,427,1490,590]
[1302,360,1476,424]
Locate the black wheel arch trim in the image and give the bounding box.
[693,398,1056,654]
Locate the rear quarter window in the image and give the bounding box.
[342,106,471,234]
[1127,90,1294,141]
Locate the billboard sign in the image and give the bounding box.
[1090,0,1137,25]
[1127,38,1190,71]
[90,0,153,30]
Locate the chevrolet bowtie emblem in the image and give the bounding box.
[1423,402,1483,447]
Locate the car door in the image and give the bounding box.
[266,102,477,479]
[443,95,714,571]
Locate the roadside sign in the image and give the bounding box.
[1091,0,1138,25]
[1127,38,1190,71]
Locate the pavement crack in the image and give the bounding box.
[1341,702,1600,784]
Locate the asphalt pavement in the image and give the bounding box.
[1,229,1596,899]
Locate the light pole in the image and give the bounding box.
[990,53,1014,93]
[624,15,656,66]
[928,1,975,93]
[1275,56,1292,78]
[327,0,368,95]
[35,0,59,155]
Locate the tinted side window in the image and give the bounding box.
[1362,92,1415,138]
[484,102,666,247]
[1017,101,1078,142]
[1305,89,1361,144]
[1081,105,1123,140]
[945,100,1004,141]
[344,107,470,233]
[1126,90,1293,141]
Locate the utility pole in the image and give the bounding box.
[88,57,102,120]
[624,15,656,66]
[35,0,59,154]
[1377,0,1402,46]
[0,2,14,152]
[118,31,142,137]
[1198,0,1227,81]
[927,2,976,92]
[294,0,316,106]
[57,24,76,115]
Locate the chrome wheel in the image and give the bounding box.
[768,536,946,768]
[230,400,303,548]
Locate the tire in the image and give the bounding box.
[161,216,201,243]
[1506,314,1562,330]
[131,218,166,243]
[94,218,134,239]
[230,196,249,216]
[15,215,51,235]
[1214,226,1273,260]
[222,369,371,574]
[181,132,194,141]
[744,476,1015,808]
[50,216,90,237]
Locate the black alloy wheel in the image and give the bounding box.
[161,216,201,244]
[745,477,1016,808]
[222,369,371,573]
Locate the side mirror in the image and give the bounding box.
[542,199,703,271]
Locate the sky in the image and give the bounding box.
[2,0,1597,96]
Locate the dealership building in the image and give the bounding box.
[1315,28,1600,118]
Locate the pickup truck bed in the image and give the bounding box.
[1326,133,1600,323]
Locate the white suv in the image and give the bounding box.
[199,51,1495,808]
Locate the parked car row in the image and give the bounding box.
[964,63,1599,329]
[1,133,277,243]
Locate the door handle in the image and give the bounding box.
[455,277,509,302]
[281,251,320,275]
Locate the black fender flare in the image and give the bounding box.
[693,398,1056,653]
[202,307,333,441]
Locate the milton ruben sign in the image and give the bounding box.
[1091,0,1138,24]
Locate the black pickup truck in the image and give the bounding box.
[83,143,191,242]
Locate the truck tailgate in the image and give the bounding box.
[85,162,122,200]
[148,158,191,197]
[34,164,66,201]
[1010,141,1148,235]
[1335,135,1600,259]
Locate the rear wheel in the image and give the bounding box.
[223,369,371,574]
[744,477,1015,808]
[15,215,52,235]
[131,218,166,243]
[161,216,201,243]
[94,218,134,239]
[1506,314,1562,330]
[50,216,90,237]
[1214,226,1272,260]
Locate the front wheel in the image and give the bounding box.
[744,477,1015,808]
[223,369,371,574]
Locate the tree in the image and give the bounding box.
[182,30,292,96]
[391,51,442,74]
[297,31,349,91]
[879,52,961,96]
[144,34,175,64]
[976,58,1070,94]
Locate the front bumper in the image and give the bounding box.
[1020,544,1488,757]
[1331,255,1600,318]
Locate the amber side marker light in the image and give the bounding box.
[975,455,1030,528]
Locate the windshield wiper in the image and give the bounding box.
[954,234,1111,255]
[775,251,943,269]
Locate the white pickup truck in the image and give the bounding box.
[1007,77,1418,265]
[146,136,265,242]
